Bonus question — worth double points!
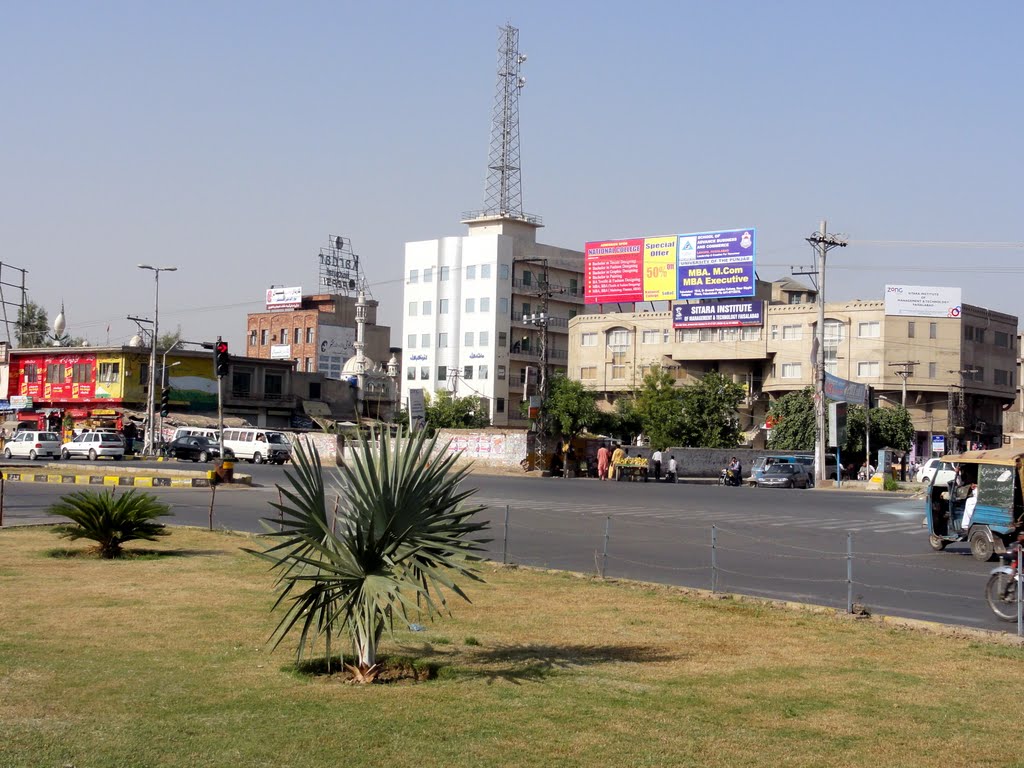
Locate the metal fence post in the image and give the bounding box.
[600,516,611,578]
[502,505,510,565]
[711,525,717,594]
[847,532,853,613]
[1018,546,1022,637]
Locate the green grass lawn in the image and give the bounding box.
[1,525,1022,768]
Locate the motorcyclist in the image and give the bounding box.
[727,456,742,486]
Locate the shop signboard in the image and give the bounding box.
[408,388,426,431]
[266,286,302,310]
[884,285,962,318]
[673,300,763,328]
[584,227,755,304]
[270,344,292,360]
[932,435,946,454]
[10,395,32,409]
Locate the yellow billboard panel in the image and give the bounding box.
[642,236,677,301]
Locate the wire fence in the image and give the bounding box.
[483,503,1024,637]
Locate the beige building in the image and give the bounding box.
[568,282,1018,459]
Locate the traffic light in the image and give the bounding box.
[160,388,170,417]
[215,340,230,376]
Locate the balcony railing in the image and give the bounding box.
[508,347,568,361]
[511,279,582,297]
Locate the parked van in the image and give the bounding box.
[171,427,220,444]
[221,428,291,464]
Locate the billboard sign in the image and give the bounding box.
[266,286,302,310]
[317,325,356,379]
[824,373,867,405]
[884,285,962,318]
[828,401,848,447]
[676,229,756,300]
[270,344,292,360]
[932,435,945,454]
[673,300,763,329]
[585,228,755,304]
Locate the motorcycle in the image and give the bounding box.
[719,467,742,487]
[985,548,1022,621]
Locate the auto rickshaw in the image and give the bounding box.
[925,447,1024,561]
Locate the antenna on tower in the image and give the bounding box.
[462,23,540,226]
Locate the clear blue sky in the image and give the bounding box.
[3,1,1022,351]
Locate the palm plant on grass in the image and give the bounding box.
[48,489,172,559]
[249,428,489,682]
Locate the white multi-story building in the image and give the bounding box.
[401,215,585,426]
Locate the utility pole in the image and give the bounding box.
[865,384,872,473]
[947,367,979,453]
[517,257,558,470]
[805,221,847,486]
[889,361,919,407]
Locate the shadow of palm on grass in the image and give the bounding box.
[45,545,231,560]
[458,643,679,684]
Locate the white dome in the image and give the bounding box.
[342,354,373,375]
[129,334,144,347]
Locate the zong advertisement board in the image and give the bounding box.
[585,228,755,304]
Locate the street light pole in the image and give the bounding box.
[138,264,177,455]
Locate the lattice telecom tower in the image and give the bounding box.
[474,23,537,223]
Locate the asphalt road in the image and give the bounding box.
[1,462,1012,634]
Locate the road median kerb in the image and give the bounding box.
[0,462,252,489]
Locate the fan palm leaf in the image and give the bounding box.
[247,428,490,678]
[48,489,171,559]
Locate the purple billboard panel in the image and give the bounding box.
[677,228,756,300]
[673,300,764,329]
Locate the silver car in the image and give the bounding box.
[61,432,125,461]
[756,463,812,489]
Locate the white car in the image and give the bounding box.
[916,457,958,486]
[4,431,61,460]
[61,432,125,461]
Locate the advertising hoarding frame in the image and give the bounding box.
[672,300,764,329]
[266,286,303,310]
[884,285,962,318]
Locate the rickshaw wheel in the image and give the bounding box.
[969,531,996,562]
[928,534,947,552]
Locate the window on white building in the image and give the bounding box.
[408,301,417,317]
[422,300,432,315]
[465,332,474,347]
[607,329,631,348]
[466,265,476,280]
[423,267,433,283]
[481,264,492,279]
[480,297,490,312]
[463,365,473,380]
[407,334,416,349]
[409,269,419,283]
[420,334,430,348]
[420,367,429,380]
[581,332,597,347]
[465,298,475,313]
[781,363,802,378]
[407,368,415,380]
[782,324,802,340]
[857,361,880,377]
[440,266,450,281]
[858,321,880,338]
[439,299,449,314]
[741,327,760,341]
[437,365,447,381]
[438,333,448,348]
[478,365,489,380]
[479,331,489,346]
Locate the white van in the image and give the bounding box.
[221,428,291,464]
[171,427,220,444]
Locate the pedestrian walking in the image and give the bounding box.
[611,443,625,481]
[651,447,662,481]
[667,455,678,483]
[597,443,611,481]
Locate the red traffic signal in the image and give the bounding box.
[215,341,228,354]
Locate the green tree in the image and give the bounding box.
[871,405,914,451]
[632,366,686,449]
[158,325,184,350]
[250,431,489,682]
[544,374,599,444]
[424,390,490,432]
[678,371,745,448]
[766,388,816,451]
[48,489,172,559]
[15,298,48,347]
